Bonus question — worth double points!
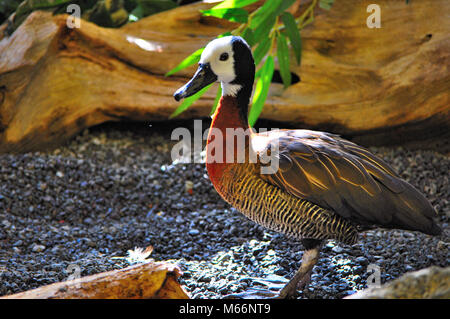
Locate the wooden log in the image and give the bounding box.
[0,261,189,299]
[346,266,450,299]
[0,0,448,153]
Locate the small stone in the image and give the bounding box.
[83,217,94,225]
[355,257,368,266]
[13,240,23,246]
[266,249,276,256]
[332,246,344,254]
[1,220,11,228]
[229,225,239,236]
[32,244,46,253]
[85,238,97,248]
[326,241,336,248]
[436,241,447,250]
[176,216,184,224]
[189,229,200,236]
[198,274,212,283]
[51,246,61,253]
[353,265,364,275]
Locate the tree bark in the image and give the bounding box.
[0,0,448,153]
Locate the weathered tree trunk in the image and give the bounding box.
[0,0,448,153]
[0,261,189,299]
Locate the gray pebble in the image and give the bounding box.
[332,246,345,254]
[189,229,200,236]
[32,244,46,253]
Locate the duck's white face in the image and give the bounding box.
[174,36,254,102]
[200,36,242,96]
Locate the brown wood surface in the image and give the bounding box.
[0,261,189,299]
[0,0,448,153]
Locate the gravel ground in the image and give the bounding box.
[0,121,448,298]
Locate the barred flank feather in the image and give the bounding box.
[219,164,359,245]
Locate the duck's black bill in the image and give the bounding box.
[173,63,217,101]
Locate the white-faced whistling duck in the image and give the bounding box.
[173,36,441,298]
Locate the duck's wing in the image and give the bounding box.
[255,130,440,235]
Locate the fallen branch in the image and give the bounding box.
[0,0,448,153]
[0,261,189,299]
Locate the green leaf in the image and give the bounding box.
[277,33,291,88]
[273,0,296,17]
[250,0,295,29]
[210,86,222,116]
[249,0,281,29]
[252,15,276,43]
[130,3,144,19]
[170,84,213,118]
[281,12,302,64]
[249,56,274,126]
[201,8,248,23]
[253,36,271,66]
[165,48,204,77]
[212,0,260,9]
[319,0,334,10]
[241,27,255,47]
[250,0,296,43]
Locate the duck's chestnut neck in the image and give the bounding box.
[207,94,251,195]
[211,95,245,130]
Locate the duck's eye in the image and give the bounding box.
[219,52,229,61]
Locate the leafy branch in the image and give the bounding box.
[168,0,333,126]
[2,0,180,35]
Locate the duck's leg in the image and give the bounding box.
[224,239,322,299]
[277,239,322,299]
